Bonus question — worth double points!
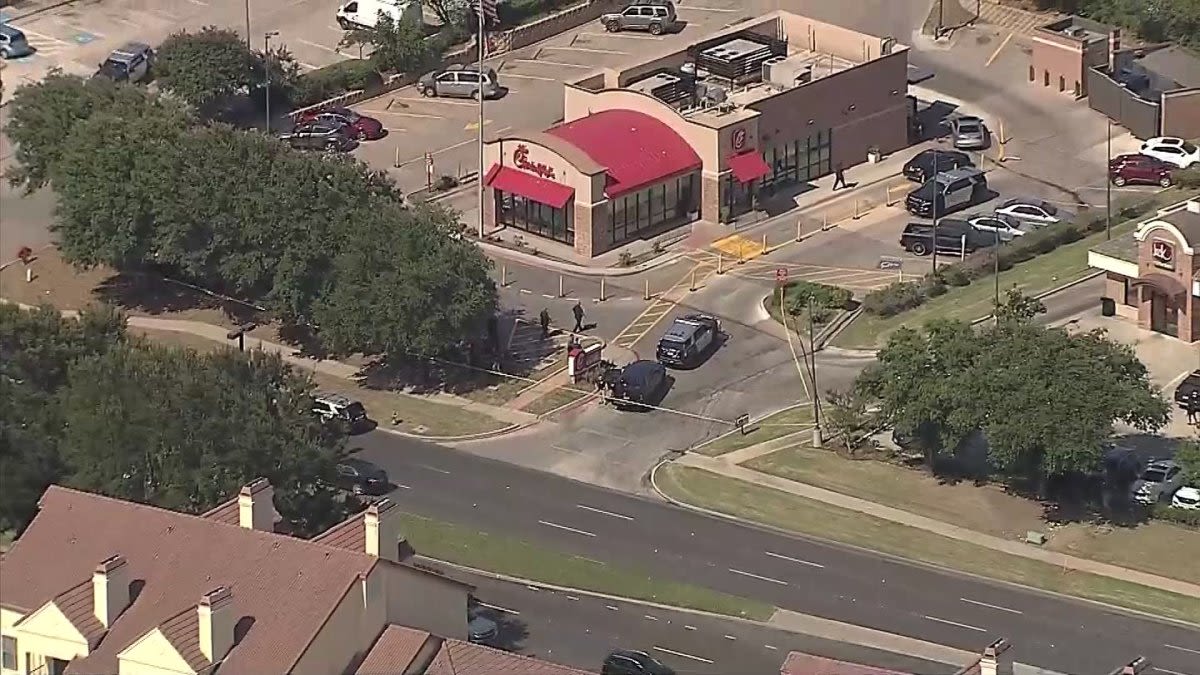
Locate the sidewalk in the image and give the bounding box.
[673,451,1200,598]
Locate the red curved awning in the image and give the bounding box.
[729,151,771,183]
[485,165,574,209]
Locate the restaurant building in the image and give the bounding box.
[1088,198,1200,343]
[481,10,911,257]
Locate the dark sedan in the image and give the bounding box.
[902,149,972,183]
[281,121,356,152]
[295,106,385,140]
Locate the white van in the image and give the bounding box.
[336,0,422,30]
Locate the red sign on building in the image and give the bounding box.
[513,144,556,180]
[732,128,747,151]
[1152,238,1175,270]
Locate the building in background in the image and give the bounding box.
[482,10,911,257]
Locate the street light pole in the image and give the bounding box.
[993,229,1000,320]
[477,0,486,239]
[244,0,252,49]
[807,296,821,448]
[1105,118,1112,241]
[264,31,278,133]
[931,154,939,271]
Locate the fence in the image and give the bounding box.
[1086,67,1161,139]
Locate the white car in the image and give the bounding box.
[1139,137,1199,169]
[1172,486,1200,510]
[994,198,1062,226]
[969,214,1026,241]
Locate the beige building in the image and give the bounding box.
[482,10,911,257]
[0,481,590,675]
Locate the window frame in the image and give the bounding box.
[2,635,17,671]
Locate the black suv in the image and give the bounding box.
[601,360,667,410]
[602,650,675,675]
[656,314,720,368]
[903,149,972,183]
[899,219,996,257]
[282,121,356,152]
[335,458,389,495]
[905,167,988,218]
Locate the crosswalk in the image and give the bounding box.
[611,259,719,350]
[731,261,906,293]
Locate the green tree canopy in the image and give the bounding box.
[340,14,440,74]
[856,310,1170,482]
[1175,440,1200,487]
[155,26,263,109]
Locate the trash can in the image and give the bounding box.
[1101,297,1116,317]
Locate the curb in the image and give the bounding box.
[690,401,813,454]
[648,459,1200,632]
[732,169,904,241]
[535,388,598,420]
[377,419,529,443]
[478,240,692,277]
[969,269,1105,326]
[6,0,76,21]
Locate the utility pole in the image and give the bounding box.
[477,0,486,239]
[264,31,278,133]
[931,154,940,272]
[1105,118,1113,241]
[244,0,251,49]
[807,296,821,447]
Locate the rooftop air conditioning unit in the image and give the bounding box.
[761,56,787,85]
[705,85,728,107]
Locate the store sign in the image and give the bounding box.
[731,128,747,151]
[1151,238,1175,270]
[513,144,555,180]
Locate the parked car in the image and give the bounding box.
[1139,136,1199,169]
[602,649,676,675]
[1131,459,1184,505]
[0,24,34,59]
[1172,486,1200,510]
[656,314,720,368]
[967,213,1026,241]
[600,0,679,35]
[1174,370,1200,408]
[335,458,389,495]
[336,0,416,29]
[93,42,153,83]
[899,220,997,257]
[1109,153,1174,188]
[417,64,501,100]
[601,360,667,410]
[904,167,988,218]
[994,198,1062,226]
[902,149,972,183]
[296,106,384,140]
[943,115,990,150]
[467,606,499,646]
[312,392,370,431]
[282,121,356,152]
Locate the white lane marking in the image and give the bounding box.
[572,554,607,565]
[391,96,478,107]
[644,614,657,621]
[185,0,210,5]
[1152,668,1188,675]
[684,625,697,631]
[13,27,72,46]
[923,615,988,633]
[960,597,1023,615]
[1165,644,1200,656]
[499,72,560,81]
[542,293,555,298]
[509,58,593,69]
[525,585,539,591]
[606,604,619,610]
[395,127,513,166]
[728,568,788,585]
[764,644,778,650]
[542,45,627,55]
[678,5,737,11]
[566,595,579,601]
[723,635,736,640]
[538,520,597,537]
[654,646,713,664]
[577,504,635,521]
[295,38,343,56]
[578,31,659,40]
[417,464,451,474]
[519,289,532,294]
[764,550,824,568]
[394,483,412,489]
[477,601,520,615]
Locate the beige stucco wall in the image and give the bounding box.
[2,608,23,675]
[380,565,468,641]
[483,137,597,196]
[117,630,195,675]
[291,577,385,675]
[8,603,89,674]
[778,13,895,63]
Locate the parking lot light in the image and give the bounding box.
[264,31,279,132]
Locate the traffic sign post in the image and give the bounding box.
[425,152,434,189]
[878,256,904,282]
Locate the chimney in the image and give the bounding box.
[197,587,234,664]
[237,478,274,531]
[364,499,408,562]
[980,639,1012,675]
[92,555,131,628]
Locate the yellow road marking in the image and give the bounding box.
[611,261,718,350]
[710,234,765,261]
[986,32,1013,68]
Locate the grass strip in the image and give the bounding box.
[656,464,1200,625]
[397,511,775,621]
[697,405,814,456]
[520,385,592,416]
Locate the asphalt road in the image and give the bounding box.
[432,561,956,675]
[353,434,1200,675]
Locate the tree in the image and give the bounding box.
[56,342,351,535]
[312,203,497,359]
[994,286,1047,325]
[2,74,179,192]
[822,390,879,455]
[425,0,469,27]
[155,26,263,109]
[1176,440,1200,487]
[340,14,439,74]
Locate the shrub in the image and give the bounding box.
[940,264,971,287]
[782,280,853,316]
[292,60,383,107]
[1176,168,1200,189]
[862,281,925,317]
[434,174,458,191]
[1152,504,1200,529]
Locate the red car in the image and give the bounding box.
[1109,153,1173,188]
[295,106,385,141]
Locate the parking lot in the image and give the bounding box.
[348,0,763,191]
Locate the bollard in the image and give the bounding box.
[394,147,400,168]
[716,252,724,274]
[643,279,650,300]
[822,212,829,230]
[690,268,697,291]
[761,233,767,253]
[852,200,861,220]
[558,274,564,298]
[500,265,508,287]
[26,267,33,283]
[599,277,607,302]
[796,220,803,242]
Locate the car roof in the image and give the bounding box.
[937,166,982,181]
[1177,486,1200,496]
[1148,137,1184,145]
[316,392,355,406]
[623,359,664,381]
[1146,459,1178,471]
[0,24,25,38]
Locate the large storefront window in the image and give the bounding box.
[761,129,833,190]
[497,191,573,245]
[611,173,697,245]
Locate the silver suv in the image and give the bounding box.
[417,64,501,100]
[1132,459,1184,505]
[601,0,678,35]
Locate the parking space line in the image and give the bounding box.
[508,58,593,69]
[14,27,72,46]
[361,109,444,119]
[677,4,737,11]
[295,38,343,56]
[395,127,513,166]
[391,96,478,107]
[542,46,627,54]
[500,73,561,81]
[577,31,659,40]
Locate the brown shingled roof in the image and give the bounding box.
[312,512,366,552]
[781,652,911,675]
[425,639,596,675]
[1,485,379,675]
[156,605,211,673]
[200,494,282,528]
[354,625,433,674]
[47,579,107,649]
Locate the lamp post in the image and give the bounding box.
[264,31,279,133]
[476,0,486,239]
[1105,118,1112,240]
[244,0,252,49]
[931,154,940,272]
[993,228,1001,321]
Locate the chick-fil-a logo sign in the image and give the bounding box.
[1152,238,1175,270]
[513,144,555,180]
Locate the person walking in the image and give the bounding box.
[539,308,551,338]
[1188,391,1200,425]
[832,163,847,190]
[572,301,586,332]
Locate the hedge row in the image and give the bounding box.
[860,196,1162,318]
[777,280,854,324]
[292,60,385,108]
[1152,504,1200,528]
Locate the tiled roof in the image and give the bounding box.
[1159,205,1200,246]
[547,109,702,198]
[201,494,282,528]
[157,605,211,673]
[781,652,911,675]
[425,639,596,675]
[354,625,432,674]
[1,485,379,675]
[1090,232,1138,263]
[312,512,366,552]
[50,579,107,648]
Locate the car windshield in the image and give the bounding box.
[1183,142,1197,154]
[334,109,360,122]
[1140,469,1166,482]
[958,122,981,132]
[345,402,366,417]
[660,338,686,350]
